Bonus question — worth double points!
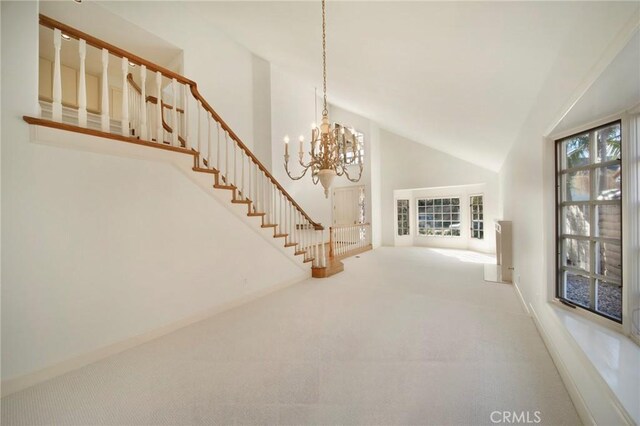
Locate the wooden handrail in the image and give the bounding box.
[189,85,323,230]
[331,223,370,229]
[39,14,323,231]
[127,75,184,113]
[145,96,184,114]
[126,73,142,94]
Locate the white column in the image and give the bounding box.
[121,57,130,136]
[155,71,163,143]
[52,28,63,122]
[77,39,87,127]
[171,78,179,146]
[100,48,110,132]
[139,65,147,140]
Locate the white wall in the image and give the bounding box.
[252,54,272,171]
[393,183,496,253]
[380,130,499,249]
[1,1,308,387]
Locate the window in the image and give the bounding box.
[417,198,461,236]
[470,195,484,239]
[397,199,410,236]
[336,124,364,164]
[556,121,622,322]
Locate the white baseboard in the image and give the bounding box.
[1,273,308,397]
[513,281,530,316]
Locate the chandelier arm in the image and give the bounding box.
[341,162,364,183]
[298,157,316,169]
[284,161,311,181]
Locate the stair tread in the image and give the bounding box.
[248,212,266,217]
[193,167,218,174]
[303,257,315,263]
[284,243,298,247]
[273,233,288,238]
[214,184,235,190]
[261,224,277,228]
[232,199,252,204]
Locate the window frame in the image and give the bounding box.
[470,194,484,240]
[335,123,365,165]
[555,119,623,324]
[416,196,462,237]
[396,199,410,236]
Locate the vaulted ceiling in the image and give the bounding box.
[190,1,638,171]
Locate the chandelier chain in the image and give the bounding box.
[322,0,328,116]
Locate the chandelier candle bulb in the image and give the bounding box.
[299,135,304,155]
[284,135,289,156]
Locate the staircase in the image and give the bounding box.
[28,15,329,275]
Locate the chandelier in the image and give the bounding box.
[283,0,363,198]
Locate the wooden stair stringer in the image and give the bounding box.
[23,117,329,277]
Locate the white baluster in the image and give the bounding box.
[280,192,284,233]
[121,57,130,136]
[217,123,221,171]
[241,150,245,199]
[77,39,87,127]
[207,114,212,168]
[100,48,110,131]
[285,199,289,243]
[248,159,252,205]
[171,78,179,146]
[155,71,163,143]
[183,83,190,149]
[52,28,63,122]
[225,132,230,185]
[321,231,326,267]
[233,139,237,188]
[289,203,293,242]
[252,162,257,207]
[140,65,147,140]
[196,101,201,165]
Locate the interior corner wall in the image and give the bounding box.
[380,129,499,248]
[1,1,308,385]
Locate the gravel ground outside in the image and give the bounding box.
[565,274,621,320]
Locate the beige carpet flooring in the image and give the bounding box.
[1,247,581,425]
